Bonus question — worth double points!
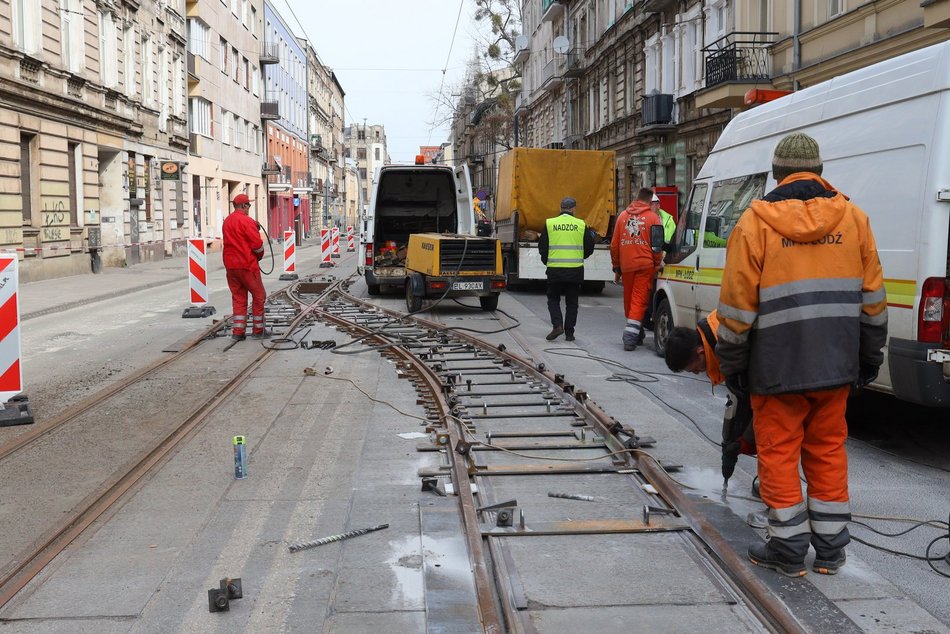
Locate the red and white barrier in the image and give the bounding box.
[0,256,23,404]
[319,228,333,267]
[346,226,355,252]
[283,230,296,274]
[331,227,340,258]
[182,238,216,318]
[187,238,208,305]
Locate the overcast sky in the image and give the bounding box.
[283,0,486,162]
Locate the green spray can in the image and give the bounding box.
[233,435,247,479]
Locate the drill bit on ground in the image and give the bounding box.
[288,524,389,553]
[547,492,597,502]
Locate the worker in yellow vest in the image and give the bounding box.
[538,197,596,342]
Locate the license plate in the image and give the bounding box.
[451,281,484,291]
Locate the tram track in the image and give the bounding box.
[0,274,349,609]
[312,289,813,634]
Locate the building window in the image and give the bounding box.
[189,97,212,137]
[19,132,36,226]
[173,54,184,117]
[143,35,154,105]
[251,7,258,37]
[242,57,249,89]
[374,147,380,160]
[61,0,85,73]
[220,36,228,72]
[124,25,136,97]
[67,142,81,226]
[187,18,210,60]
[231,47,239,82]
[158,47,169,130]
[252,65,259,95]
[99,11,118,88]
[357,147,366,160]
[12,0,41,55]
[829,0,845,18]
[222,109,231,144]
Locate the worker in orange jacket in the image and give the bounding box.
[610,188,663,351]
[717,133,887,577]
[664,310,755,489]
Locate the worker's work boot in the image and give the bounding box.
[622,320,641,351]
[565,329,575,342]
[748,541,807,577]
[813,549,846,575]
[546,326,564,341]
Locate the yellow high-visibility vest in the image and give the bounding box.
[545,214,586,268]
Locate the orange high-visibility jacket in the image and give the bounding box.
[698,310,724,386]
[610,201,663,273]
[717,173,887,394]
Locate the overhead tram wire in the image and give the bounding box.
[427,0,466,146]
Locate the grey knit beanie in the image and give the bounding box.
[772,133,823,181]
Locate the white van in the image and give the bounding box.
[358,158,475,294]
[655,41,950,407]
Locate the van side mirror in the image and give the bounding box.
[650,225,664,253]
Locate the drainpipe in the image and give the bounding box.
[793,0,801,90]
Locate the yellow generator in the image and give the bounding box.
[405,233,506,311]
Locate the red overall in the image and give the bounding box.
[222,211,265,336]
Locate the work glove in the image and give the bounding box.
[614,270,622,284]
[725,373,749,401]
[856,362,879,388]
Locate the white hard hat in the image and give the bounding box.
[651,193,660,203]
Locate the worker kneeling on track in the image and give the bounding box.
[664,310,756,493]
[716,132,887,578]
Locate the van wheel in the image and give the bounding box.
[405,282,423,313]
[653,298,673,357]
[367,283,381,296]
[479,294,499,311]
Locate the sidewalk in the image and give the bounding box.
[19,238,320,320]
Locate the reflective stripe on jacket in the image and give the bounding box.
[717,173,888,394]
[545,214,586,268]
[610,201,663,273]
[222,211,264,270]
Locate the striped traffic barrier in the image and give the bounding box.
[346,226,355,252]
[182,238,216,318]
[331,227,341,258]
[319,228,333,268]
[0,256,32,425]
[279,230,298,280]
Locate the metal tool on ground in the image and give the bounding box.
[476,499,518,527]
[548,492,597,502]
[208,577,243,612]
[288,524,390,553]
[233,435,248,479]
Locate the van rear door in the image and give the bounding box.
[454,164,475,235]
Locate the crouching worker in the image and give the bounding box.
[664,309,755,490]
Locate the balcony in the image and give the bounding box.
[260,42,279,65]
[638,94,676,137]
[923,0,950,28]
[187,52,198,81]
[309,134,324,153]
[563,47,586,78]
[541,0,564,23]
[467,154,485,165]
[641,0,677,11]
[696,31,777,109]
[541,58,565,92]
[261,92,280,120]
[512,39,529,66]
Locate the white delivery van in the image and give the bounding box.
[358,157,475,294]
[655,41,950,407]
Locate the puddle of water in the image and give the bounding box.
[421,534,474,583]
[385,534,425,606]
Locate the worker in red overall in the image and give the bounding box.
[222,194,268,341]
